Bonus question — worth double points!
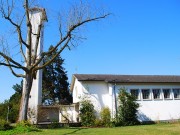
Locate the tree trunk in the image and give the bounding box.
[18,73,33,121]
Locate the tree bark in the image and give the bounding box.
[18,73,33,121]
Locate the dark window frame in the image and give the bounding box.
[142,89,151,100]
[152,89,161,100]
[173,89,180,99]
[163,89,171,99]
[130,89,140,100]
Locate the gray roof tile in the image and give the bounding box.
[73,74,180,83]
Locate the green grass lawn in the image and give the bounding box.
[1,123,180,135]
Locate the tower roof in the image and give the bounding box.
[29,7,47,21]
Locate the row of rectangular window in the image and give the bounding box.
[130,88,180,100]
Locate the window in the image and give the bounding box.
[130,89,139,100]
[152,89,161,99]
[142,89,150,100]
[163,89,171,99]
[173,89,180,99]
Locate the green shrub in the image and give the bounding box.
[16,120,32,127]
[116,88,140,126]
[94,119,103,127]
[0,119,12,131]
[100,107,111,127]
[15,120,39,133]
[0,121,40,134]
[79,99,96,127]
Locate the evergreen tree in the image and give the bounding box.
[0,100,9,121]
[117,88,139,126]
[8,81,22,122]
[0,81,22,123]
[42,45,72,105]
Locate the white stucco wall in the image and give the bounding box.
[72,78,82,103]
[81,81,110,115]
[73,79,114,117]
[73,78,180,122]
[115,83,180,121]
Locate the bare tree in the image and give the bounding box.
[0,0,109,121]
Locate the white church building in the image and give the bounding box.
[25,7,180,124]
[70,74,180,122]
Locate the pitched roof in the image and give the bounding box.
[73,74,180,83]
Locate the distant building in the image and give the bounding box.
[70,74,180,122]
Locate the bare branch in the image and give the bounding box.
[0,62,23,69]
[7,0,14,16]
[0,36,11,60]
[30,11,109,72]
[0,1,28,48]
[69,14,110,32]
[58,14,63,40]
[33,37,71,71]
[6,62,25,78]
[19,41,27,63]
[0,52,27,71]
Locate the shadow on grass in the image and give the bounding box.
[63,128,87,135]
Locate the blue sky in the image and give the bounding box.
[0,0,180,102]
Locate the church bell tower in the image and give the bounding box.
[26,7,47,124]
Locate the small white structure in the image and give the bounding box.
[70,74,180,122]
[38,104,79,123]
[25,8,47,124]
[59,104,79,123]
